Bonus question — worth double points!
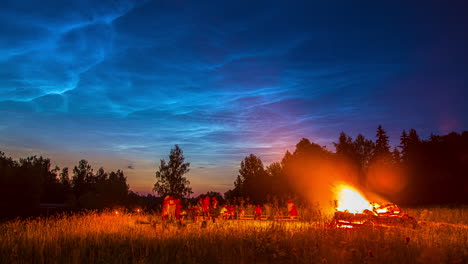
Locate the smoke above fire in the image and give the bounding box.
[283,146,391,214]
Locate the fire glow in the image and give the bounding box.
[331,183,418,229]
[335,184,373,213]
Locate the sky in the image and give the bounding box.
[1,0,467,195]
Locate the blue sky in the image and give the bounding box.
[1,0,467,195]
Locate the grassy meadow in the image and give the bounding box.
[1,207,467,264]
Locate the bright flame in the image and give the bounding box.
[335,184,373,213]
[376,208,387,214]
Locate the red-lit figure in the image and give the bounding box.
[255,205,262,220]
[220,205,229,219]
[162,196,170,220]
[289,205,298,219]
[175,199,182,220]
[211,197,219,222]
[287,200,293,213]
[229,205,235,219]
[287,200,298,219]
[203,196,210,219]
[168,196,176,221]
[196,198,204,222]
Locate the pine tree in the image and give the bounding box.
[408,129,420,146]
[353,134,375,170]
[374,125,391,157]
[334,132,354,157]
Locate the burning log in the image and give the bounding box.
[331,206,418,229]
[330,184,417,229]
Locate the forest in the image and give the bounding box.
[1,125,467,218]
[225,126,468,206]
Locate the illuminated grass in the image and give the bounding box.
[0,208,467,264]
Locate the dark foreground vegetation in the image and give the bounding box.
[0,208,467,264]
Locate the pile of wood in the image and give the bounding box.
[331,204,418,228]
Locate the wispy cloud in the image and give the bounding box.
[1,0,467,194]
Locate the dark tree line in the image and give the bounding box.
[0,154,132,217]
[225,126,468,206]
[0,144,194,218]
[2,127,467,218]
[397,131,468,205]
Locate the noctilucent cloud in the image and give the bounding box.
[1,1,467,195]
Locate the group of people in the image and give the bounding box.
[161,196,299,222]
[161,196,183,221]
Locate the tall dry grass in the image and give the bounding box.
[0,208,467,264]
[405,206,468,225]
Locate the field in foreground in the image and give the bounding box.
[1,208,467,264]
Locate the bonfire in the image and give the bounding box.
[331,184,417,228]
